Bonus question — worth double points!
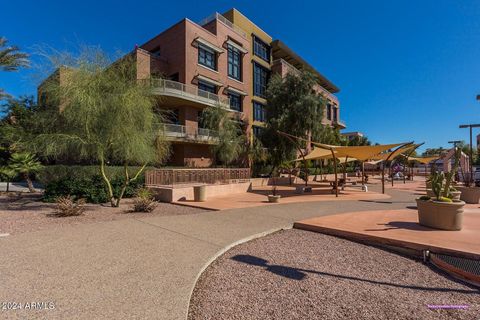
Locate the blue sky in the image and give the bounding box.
[2,0,480,152]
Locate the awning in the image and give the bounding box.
[196,74,223,87]
[225,86,248,96]
[225,39,248,54]
[193,37,224,53]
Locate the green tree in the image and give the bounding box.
[0,166,16,192]
[31,47,169,206]
[201,104,245,166]
[8,152,42,192]
[263,70,326,173]
[0,96,39,155]
[0,37,29,99]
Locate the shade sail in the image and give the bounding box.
[301,147,336,161]
[407,156,439,164]
[311,142,409,161]
[371,143,418,161]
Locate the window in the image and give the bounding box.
[150,46,161,57]
[253,63,269,98]
[326,103,332,120]
[253,102,266,122]
[253,126,263,138]
[228,92,242,112]
[253,36,270,62]
[198,45,216,70]
[228,45,242,81]
[333,106,338,122]
[198,110,204,127]
[166,109,180,125]
[198,80,216,94]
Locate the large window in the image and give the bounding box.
[253,126,263,139]
[253,102,266,122]
[198,80,216,94]
[228,45,242,81]
[228,92,242,112]
[198,45,216,70]
[326,103,332,120]
[333,106,338,122]
[253,63,269,98]
[253,36,270,62]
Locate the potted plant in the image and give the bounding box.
[456,170,480,204]
[416,148,464,231]
[268,186,281,203]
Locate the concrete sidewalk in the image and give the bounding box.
[0,186,415,320]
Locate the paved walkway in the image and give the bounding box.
[0,185,416,320]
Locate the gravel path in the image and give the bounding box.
[0,195,207,235]
[189,229,479,320]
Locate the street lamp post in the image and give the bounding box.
[459,124,480,180]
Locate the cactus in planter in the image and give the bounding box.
[442,147,461,198]
[430,171,445,201]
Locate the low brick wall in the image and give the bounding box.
[149,182,252,202]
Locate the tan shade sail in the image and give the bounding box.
[371,143,418,161]
[407,156,439,164]
[301,147,336,161]
[311,142,409,161]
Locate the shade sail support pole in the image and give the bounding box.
[382,142,414,194]
[277,131,309,186]
[330,148,338,197]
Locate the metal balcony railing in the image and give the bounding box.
[151,78,230,107]
[162,123,218,142]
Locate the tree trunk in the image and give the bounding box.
[99,157,116,207]
[6,180,9,193]
[24,173,35,193]
[115,164,147,207]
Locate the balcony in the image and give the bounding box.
[333,119,347,129]
[151,79,230,108]
[162,123,218,144]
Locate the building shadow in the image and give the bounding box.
[230,254,479,294]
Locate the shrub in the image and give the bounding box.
[55,196,86,217]
[40,165,149,203]
[418,195,431,201]
[132,188,157,213]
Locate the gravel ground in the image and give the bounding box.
[189,229,479,320]
[0,194,207,235]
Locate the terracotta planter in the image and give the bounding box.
[268,195,281,203]
[416,199,464,231]
[456,186,480,204]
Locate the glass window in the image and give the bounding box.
[326,103,332,120]
[253,36,270,62]
[253,63,269,98]
[198,80,216,94]
[228,44,242,81]
[228,92,242,111]
[253,126,263,138]
[333,106,338,122]
[253,102,266,122]
[198,45,216,70]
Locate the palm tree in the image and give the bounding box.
[0,37,29,99]
[0,166,16,192]
[8,152,42,193]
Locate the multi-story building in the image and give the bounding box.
[40,8,344,167]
